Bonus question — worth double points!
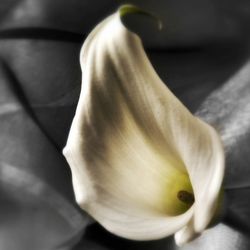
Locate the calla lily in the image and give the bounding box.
[63,5,225,246]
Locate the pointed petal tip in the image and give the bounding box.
[118,4,163,31]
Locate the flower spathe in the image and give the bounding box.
[63,6,225,246]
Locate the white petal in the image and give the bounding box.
[63,9,224,242]
[175,218,199,246]
[178,120,225,232]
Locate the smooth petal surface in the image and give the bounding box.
[63,9,224,244]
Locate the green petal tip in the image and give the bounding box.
[119,4,163,31]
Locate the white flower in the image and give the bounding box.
[63,6,225,246]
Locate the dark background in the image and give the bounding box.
[0,0,250,249]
